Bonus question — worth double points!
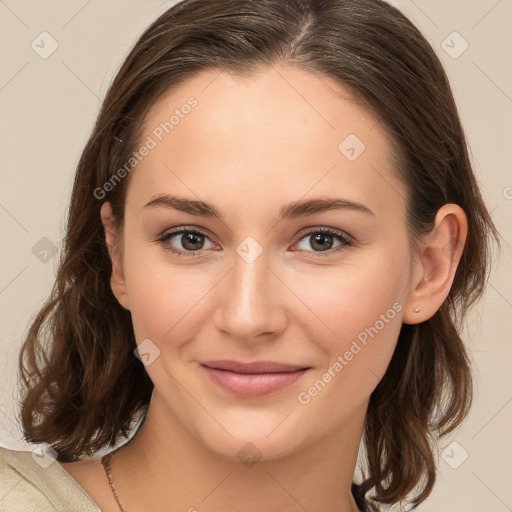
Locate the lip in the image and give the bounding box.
[201,360,309,373]
[201,360,311,398]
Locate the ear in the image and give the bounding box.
[403,204,467,324]
[100,202,130,311]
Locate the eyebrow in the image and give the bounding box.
[143,194,374,220]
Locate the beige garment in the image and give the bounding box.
[0,446,102,512]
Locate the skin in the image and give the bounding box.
[61,65,467,512]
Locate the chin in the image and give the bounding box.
[192,412,311,465]
[206,435,299,465]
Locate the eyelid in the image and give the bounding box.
[294,225,354,244]
[158,225,216,242]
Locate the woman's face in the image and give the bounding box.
[106,65,418,460]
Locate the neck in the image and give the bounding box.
[110,391,366,512]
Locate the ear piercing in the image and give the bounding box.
[413,307,421,313]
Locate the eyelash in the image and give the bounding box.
[156,226,353,259]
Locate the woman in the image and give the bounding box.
[0,0,499,510]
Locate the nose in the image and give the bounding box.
[212,241,287,343]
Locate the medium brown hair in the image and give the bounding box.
[18,0,499,510]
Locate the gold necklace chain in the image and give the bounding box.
[100,449,128,512]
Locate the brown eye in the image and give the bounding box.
[177,232,205,251]
[158,228,215,257]
[294,228,352,256]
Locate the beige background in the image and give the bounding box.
[0,1,511,510]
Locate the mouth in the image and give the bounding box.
[200,360,311,398]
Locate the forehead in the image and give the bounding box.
[127,65,406,220]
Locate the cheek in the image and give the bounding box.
[295,316,401,431]
[292,248,408,403]
[122,240,218,343]
[293,281,405,422]
[294,250,408,344]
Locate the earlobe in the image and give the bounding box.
[403,204,467,324]
[100,202,130,311]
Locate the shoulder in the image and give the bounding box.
[0,445,101,512]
